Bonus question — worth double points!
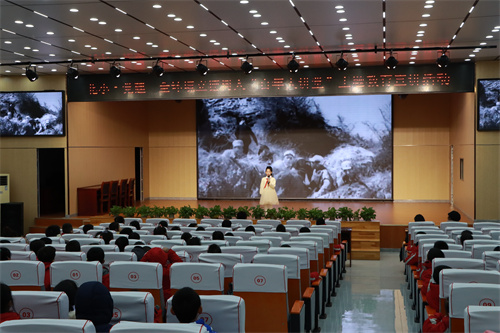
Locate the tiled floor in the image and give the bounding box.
[319,250,420,333]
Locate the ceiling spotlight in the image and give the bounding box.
[437,52,450,68]
[110,63,121,78]
[385,51,398,70]
[66,65,79,80]
[25,65,38,82]
[152,60,164,77]
[241,58,253,74]
[196,59,208,75]
[287,56,299,73]
[335,53,348,70]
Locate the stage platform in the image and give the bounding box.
[70,199,471,250]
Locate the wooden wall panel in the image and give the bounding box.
[148,147,197,199]
[68,148,135,215]
[449,93,475,220]
[393,145,450,200]
[475,61,500,220]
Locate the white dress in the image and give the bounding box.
[259,176,279,206]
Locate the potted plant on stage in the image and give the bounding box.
[250,205,265,220]
[337,206,354,221]
[164,206,178,219]
[223,206,237,219]
[324,207,337,221]
[122,206,137,218]
[307,208,324,222]
[136,205,151,220]
[278,207,296,222]
[110,205,123,217]
[265,208,278,220]
[195,205,209,221]
[296,208,308,220]
[179,205,195,219]
[360,206,377,222]
[150,206,164,218]
[209,205,223,219]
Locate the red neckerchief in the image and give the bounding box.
[264,177,270,188]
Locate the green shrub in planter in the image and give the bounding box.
[337,206,354,221]
[222,206,237,219]
[278,207,296,221]
[296,208,308,220]
[208,205,222,219]
[307,208,324,221]
[109,206,123,217]
[250,205,265,219]
[360,206,377,221]
[195,205,209,219]
[150,206,164,218]
[352,209,361,221]
[179,205,195,218]
[136,205,151,218]
[265,208,278,219]
[164,206,178,218]
[122,206,137,218]
[324,207,337,220]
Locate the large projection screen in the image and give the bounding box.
[197,95,392,200]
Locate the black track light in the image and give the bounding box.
[287,57,299,73]
[241,59,253,74]
[385,52,398,70]
[437,52,450,68]
[25,65,38,82]
[67,66,79,80]
[152,62,164,77]
[335,54,348,70]
[110,64,121,78]
[196,60,209,76]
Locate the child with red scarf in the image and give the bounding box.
[0,283,20,323]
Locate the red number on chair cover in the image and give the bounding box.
[19,308,34,319]
[113,308,122,320]
[70,270,81,280]
[10,270,21,280]
[254,275,266,286]
[128,272,139,282]
[479,298,495,306]
[191,273,202,283]
[198,312,213,325]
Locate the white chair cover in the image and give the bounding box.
[286,220,312,228]
[50,261,102,287]
[253,254,300,279]
[170,262,224,292]
[221,246,258,263]
[257,219,282,228]
[0,319,95,333]
[483,251,500,271]
[439,269,500,298]
[81,244,118,253]
[12,291,69,319]
[268,247,311,270]
[0,260,44,288]
[109,322,209,333]
[110,291,155,323]
[104,252,138,265]
[464,305,500,333]
[449,282,500,318]
[9,251,36,261]
[54,251,87,261]
[170,245,209,263]
[235,240,271,253]
[198,253,243,278]
[109,262,162,289]
[166,295,245,333]
[441,250,472,259]
[432,258,485,272]
[233,263,288,293]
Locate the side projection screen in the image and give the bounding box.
[197,95,392,200]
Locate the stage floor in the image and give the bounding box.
[130,199,473,225]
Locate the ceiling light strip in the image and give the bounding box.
[447,0,479,47]
[2,45,493,68]
[287,2,333,67]
[192,0,283,70]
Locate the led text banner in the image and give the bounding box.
[67,63,474,102]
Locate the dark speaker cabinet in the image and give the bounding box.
[1,202,24,237]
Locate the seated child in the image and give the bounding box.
[420,248,445,296]
[0,283,20,323]
[426,265,451,311]
[404,231,427,266]
[37,246,56,291]
[87,247,110,289]
[53,280,78,319]
[75,281,113,333]
[171,287,216,332]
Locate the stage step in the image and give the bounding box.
[351,249,381,260]
[342,221,381,260]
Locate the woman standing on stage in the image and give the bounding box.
[259,166,279,211]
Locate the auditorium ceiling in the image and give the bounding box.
[0,0,498,76]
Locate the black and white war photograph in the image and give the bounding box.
[477,79,500,131]
[0,91,64,136]
[197,95,393,200]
